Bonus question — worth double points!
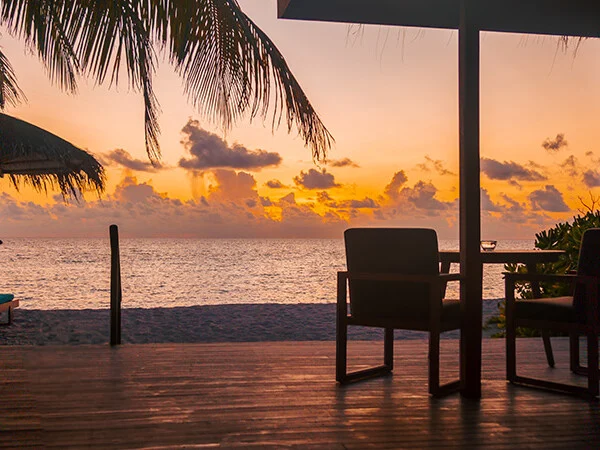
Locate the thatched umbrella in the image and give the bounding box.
[0,113,105,198]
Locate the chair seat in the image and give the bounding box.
[515,296,577,323]
[0,294,15,305]
[348,299,460,331]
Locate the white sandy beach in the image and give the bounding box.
[0,302,502,345]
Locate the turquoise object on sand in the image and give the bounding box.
[0,294,15,304]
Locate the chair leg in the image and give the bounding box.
[336,319,392,383]
[428,331,440,395]
[587,331,599,398]
[0,307,13,326]
[335,314,348,383]
[384,328,394,370]
[506,305,517,382]
[542,330,555,368]
[570,333,587,375]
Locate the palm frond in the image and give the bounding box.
[0,0,333,162]
[0,48,26,108]
[60,0,161,161]
[154,0,333,160]
[0,0,79,92]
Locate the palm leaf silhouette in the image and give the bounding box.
[0,0,332,162]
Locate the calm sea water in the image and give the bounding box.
[1,238,534,310]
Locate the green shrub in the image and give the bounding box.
[486,209,600,337]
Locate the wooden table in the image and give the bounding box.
[438,249,565,397]
[440,249,565,273]
[440,249,565,296]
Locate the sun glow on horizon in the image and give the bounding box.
[2,1,600,239]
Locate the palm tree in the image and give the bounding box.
[0,0,333,163]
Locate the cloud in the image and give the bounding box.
[383,170,408,200]
[529,185,570,212]
[265,179,288,189]
[542,133,568,152]
[259,196,273,207]
[178,119,282,171]
[417,156,455,176]
[316,191,379,209]
[100,149,162,172]
[316,191,333,203]
[583,170,600,188]
[508,180,522,190]
[293,168,340,189]
[0,172,351,238]
[207,169,259,203]
[345,198,379,208]
[500,194,526,212]
[560,155,579,177]
[113,175,165,203]
[481,158,546,181]
[400,181,450,210]
[279,192,296,204]
[326,158,360,168]
[481,188,502,212]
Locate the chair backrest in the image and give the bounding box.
[574,228,600,323]
[344,228,440,319]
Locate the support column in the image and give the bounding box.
[459,0,483,399]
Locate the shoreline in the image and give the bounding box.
[0,303,502,345]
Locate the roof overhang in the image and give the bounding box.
[278,0,600,38]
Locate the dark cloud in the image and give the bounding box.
[383,171,408,200]
[417,156,455,176]
[481,188,502,212]
[317,191,379,209]
[481,158,546,181]
[560,155,579,177]
[529,185,570,212]
[178,119,282,171]
[326,158,360,168]
[542,133,568,152]
[101,149,162,172]
[346,198,379,208]
[259,197,273,207]
[401,181,450,210]
[528,160,544,170]
[293,169,340,189]
[583,170,600,188]
[279,193,296,204]
[265,179,288,189]
[508,180,522,190]
[317,191,333,203]
[500,194,525,212]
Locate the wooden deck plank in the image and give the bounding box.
[1,339,599,448]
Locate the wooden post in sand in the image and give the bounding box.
[110,224,122,346]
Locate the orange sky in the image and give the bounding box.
[2,1,600,239]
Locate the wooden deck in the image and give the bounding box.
[2,338,599,449]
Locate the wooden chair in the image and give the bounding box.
[336,228,461,397]
[505,228,600,399]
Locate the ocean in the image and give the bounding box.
[1,238,535,311]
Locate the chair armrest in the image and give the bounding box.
[343,272,459,283]
[438,273,461,282]
[503,272,577,283]
[504,272,600,287]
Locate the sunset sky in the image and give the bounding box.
[2,0,600,239]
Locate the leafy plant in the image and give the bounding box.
[486,204,600,337]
